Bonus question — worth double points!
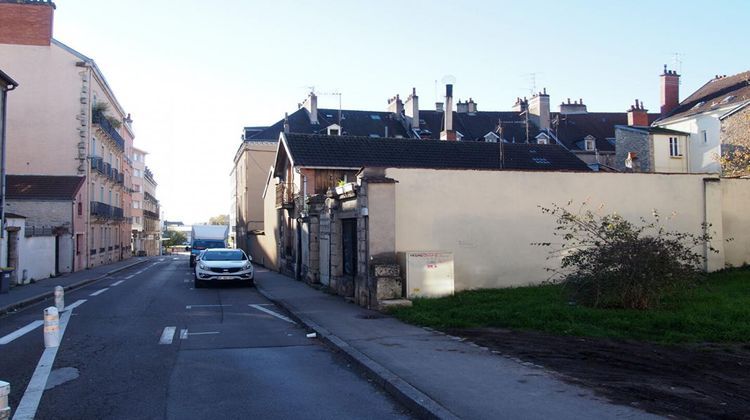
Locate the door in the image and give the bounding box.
[54,235,60,275]
[342,219,357,278]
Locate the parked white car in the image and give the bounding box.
[194,248,254,288]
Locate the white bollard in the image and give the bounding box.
[43,307,60,348]
[0,380,10,420]
[54,286,65,312]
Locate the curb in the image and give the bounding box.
[0,258,150,317]
[255,284,459,420]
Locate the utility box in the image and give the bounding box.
[398,251,454,298]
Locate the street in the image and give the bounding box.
[0,256,411,419]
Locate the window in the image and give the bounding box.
[134,169,141,178]
[78,202,83,216]
[701,130,708,144]
[100,186,104,202]
[585,139,595,151]
[91,138,96,157]
[669,137,682,157]
[370,114,381,120]
[537,138,548,145]
[532,157,551,165]
[133,201,141,209]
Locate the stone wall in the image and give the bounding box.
[615,127,652,172]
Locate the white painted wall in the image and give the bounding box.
[21,236,56,282]
[658,111,729,173]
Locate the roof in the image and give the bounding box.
[0,68,18,90]
[615,125,690,136]
[278,133,591,172]
[5,175,85,200]
[552,112,660,152]
[658,70,750,123]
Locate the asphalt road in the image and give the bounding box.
[0,256,412,419]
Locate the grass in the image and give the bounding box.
[390,269,750,344]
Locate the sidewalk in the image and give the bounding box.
[255,268,657,420]
[0,257,150,316]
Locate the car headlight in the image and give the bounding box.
[243,262,252,269]
[199,263,208,270]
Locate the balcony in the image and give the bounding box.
[275,183,296,209]
[92,110,125,152]
[143,210,160,220]
[90,201,125,220]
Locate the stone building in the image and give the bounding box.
[142,167,161,256]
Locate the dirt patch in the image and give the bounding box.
[446,328,750,419]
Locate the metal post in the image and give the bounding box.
[54,286,64,311]
[0,380,9,420]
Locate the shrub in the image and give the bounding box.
[537,203,715,309]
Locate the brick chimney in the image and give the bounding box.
[0,1,55,46]
[387,94,403,120]
[302,91,318,124]
[660,65,680,117]
[627,99,649,126]
[440,84,457,141]
[404,87,419,130]
[528,88,550,131]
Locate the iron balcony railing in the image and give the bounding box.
[90,201,125,220]
[143,210,160,220]
[275,183,296,209]
[92,110,125,152]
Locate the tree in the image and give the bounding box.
[163,230,187,248]
[536,202,715,309]
[208,214,229,225]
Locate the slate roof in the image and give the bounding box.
[658,70,750,123]
[552,112,661,152]
[5,175,85,200]
[416,110,538,143]
[280,133,591,172]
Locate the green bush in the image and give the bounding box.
[537,203,716,310]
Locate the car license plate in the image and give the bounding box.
[218,276,232,280]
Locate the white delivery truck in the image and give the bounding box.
[189,225,228,267]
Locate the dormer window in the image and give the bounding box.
[484,132,500,143]
[584,135,596,151]
[535,133,550,145]
[326,124,341,136]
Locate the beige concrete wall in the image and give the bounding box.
[653,134,689,173]
[0,43,83,175]
[247,180,279,269]
[384,169,728,291]
[722,178,750,267]
[367,182,396,257]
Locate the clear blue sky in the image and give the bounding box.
[52,0,750,224]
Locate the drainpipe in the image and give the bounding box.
[1,80,18,267]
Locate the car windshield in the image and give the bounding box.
[202,250,246,261]
[192,240,225,250]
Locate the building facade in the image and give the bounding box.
[0,68,18,270]
[142,167,161,256]
[0,0,136,269]
[130,147,146,254]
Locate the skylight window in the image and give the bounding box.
[691,101,705,109]
[370,114,381,120]
[721,95,736,104]
[532,157,551,165]
[369,134,380,138]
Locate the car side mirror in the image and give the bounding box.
[185,246,191,252]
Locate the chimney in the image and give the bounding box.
[627,99,649,126]
[0,1,55,46]
[440,84,457,141]
[302,91,318,124]
[387,94,403,120]
[404,87,419,130]
[528,88,550,131]
[559,97,588,115]
[456,99,469,113]
[511,97,528,112]
[467,98,477,114]
[435,102,444,112]
[283,112,290,134]
[660,65,680,117]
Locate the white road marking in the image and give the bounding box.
[159,327,176,344]
[180,329,188,340]
[13,306,75,419]
[187,331,219,336]
[185,304,231,309]
[249,304,296,324]
[159,258,165,262]
[0,320,44,345]
[63,299,86,312]
[173,257,179,260]
[111,280,125,286]
[89,288,109,297]
[125,274,135,279]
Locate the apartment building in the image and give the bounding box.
[0,0,135,269]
